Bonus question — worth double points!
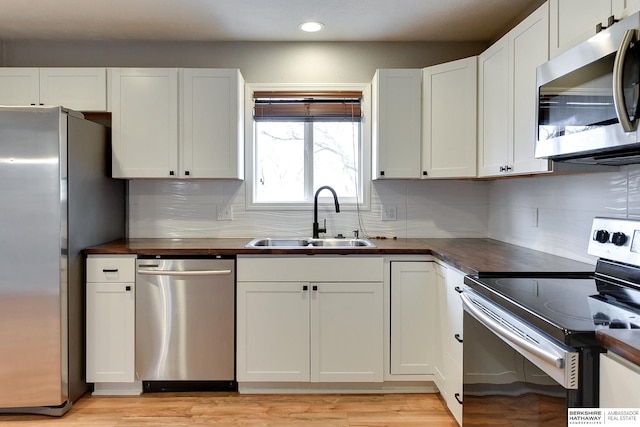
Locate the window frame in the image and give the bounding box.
[245,83,371,211]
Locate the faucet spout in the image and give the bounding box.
[313,185,340,238]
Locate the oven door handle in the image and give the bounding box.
[461,292,564,369]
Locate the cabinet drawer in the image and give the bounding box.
[87,255,136,282]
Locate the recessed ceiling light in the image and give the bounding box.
[299,21,324,33]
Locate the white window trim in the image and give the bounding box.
[244,82,371,211]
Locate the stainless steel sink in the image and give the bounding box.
[245,237,376,249]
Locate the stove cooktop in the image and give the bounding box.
[464,275,599,343]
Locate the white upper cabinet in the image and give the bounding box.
[478,37,510,177]
[422,57,477,178]
[110,68,244,179]
[0,67,107,111]
[372,69,422,179]
[0,68,39,105]
[478,3,550,177]
[619,0,640,17]
[110,68,179,178]
[180,69,244,179]
[549,0,634,58]
[40,68,107,111]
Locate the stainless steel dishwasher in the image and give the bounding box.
[135,257,235,391]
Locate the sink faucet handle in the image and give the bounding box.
[353,229,359,238]
[319,218,327,234]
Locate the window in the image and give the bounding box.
[246,85,370,209]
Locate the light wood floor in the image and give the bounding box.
[0,392,458,426]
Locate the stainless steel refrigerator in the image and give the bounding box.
[0,106,125,415]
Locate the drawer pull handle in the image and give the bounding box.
[102,268,118,273]
[125,285,131,291]
[454,286,463,294]
[312,285,318,291]
[454,334,463,343]
[454,393,463,405]
[303,285,308,291]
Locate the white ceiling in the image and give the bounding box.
[0,0,539,42]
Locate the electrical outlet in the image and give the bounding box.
[217,206,233,221]
[381,204,397,221]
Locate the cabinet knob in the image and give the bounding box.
[380,171,385,176]
[185,171,190,176]
[125,285,131,291]
[312,285,318,291]
[169,170,175,176]
[303,285,308,291]
[422,171,428,176]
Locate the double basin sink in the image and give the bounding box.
[245,237,376,249]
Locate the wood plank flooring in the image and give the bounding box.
[0,392,458,426]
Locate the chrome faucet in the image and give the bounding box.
[313,185,340,238]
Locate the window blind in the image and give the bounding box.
[253,91,362,122]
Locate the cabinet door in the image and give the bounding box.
[0,68,39,105]
[39,68,107,111]
[433,263,448,392]
[311,282,383,382]
[390,262,435,375]
[619,0,640,16]
[372,69,422,179]
[549,0,614,58]
[445,267,464,426]
[478,37,510,177]
[422,57,477,178]
[110,68,179,178]
[600,352,640,408]
[511,3,551,175]
[86,282,135,383]
[236,282,310,382]
[181,69,244,179]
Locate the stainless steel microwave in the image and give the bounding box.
[536,12,640,165]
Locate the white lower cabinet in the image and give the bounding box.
[86,255,136,385]
[434,262,464,426]
[389,261,436,375]
[237,256,384,383]
[600,351,640,408]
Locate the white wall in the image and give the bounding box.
[1,40,486,83]
[487,165,640,264]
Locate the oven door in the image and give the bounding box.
[461,289,581,426]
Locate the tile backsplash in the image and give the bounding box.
[127,165,640,266]
[128,179,490,240]
[488,165,640,264]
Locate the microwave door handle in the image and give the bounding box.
[613,29,638,132]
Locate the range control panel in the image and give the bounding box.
[588,217,640,265]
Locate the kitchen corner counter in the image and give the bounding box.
[597,330,640,367]
[85,237,594,276]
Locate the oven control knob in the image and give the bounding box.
[594,229,610,243]
[611,232,627,246]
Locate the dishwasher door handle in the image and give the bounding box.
[137,269,232,276]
